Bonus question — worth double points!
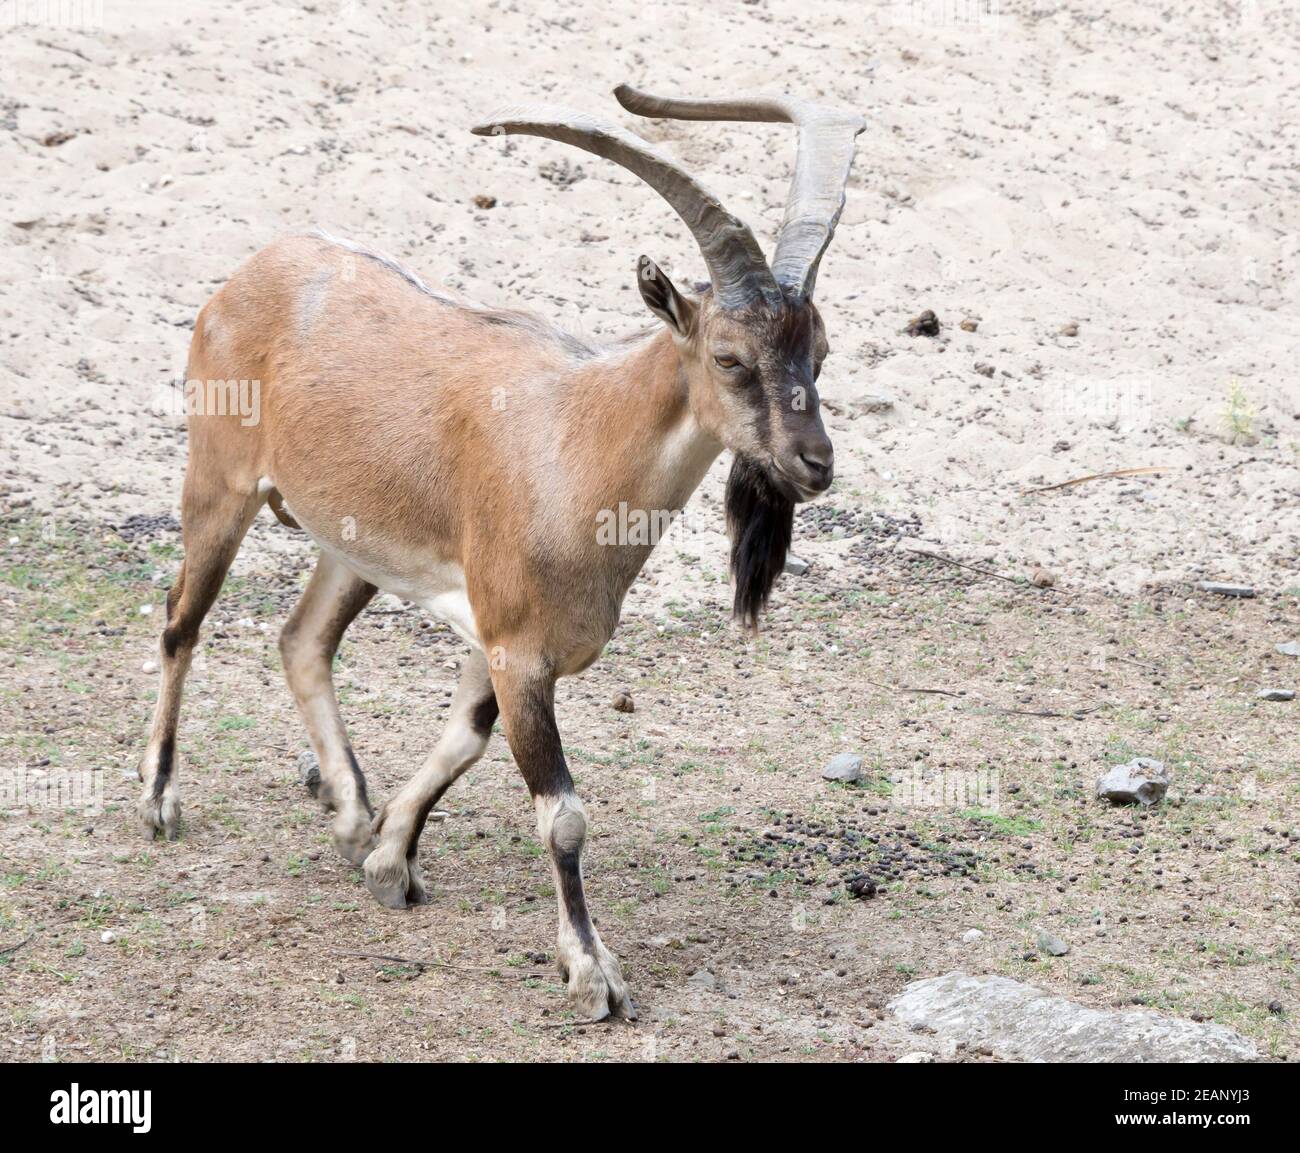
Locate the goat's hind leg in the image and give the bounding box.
[364,650,497,908]
[139,484,264,839]
[279,552,378,864]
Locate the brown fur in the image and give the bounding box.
[139,228,837,1021]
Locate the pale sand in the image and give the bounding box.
[2,0,1297,607]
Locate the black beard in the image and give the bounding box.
[726,455,795,631]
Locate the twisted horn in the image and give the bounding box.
[614,84,865,298]
[472,104,780,310]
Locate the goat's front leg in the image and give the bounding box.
[493,661,634,1021]
[364,651,498,908]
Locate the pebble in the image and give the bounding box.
[1197,581,1255,598]
[296,750,321,797]
[959,318,978,332]
[783,554,810,576]
[897,1051,934,1063]
[821,752,864,783]
[141,660,158,674]
[905,309,940,337]
[961,929,984,944]
[845,874,878,900]
[100,931,115,944]
[1036,930,1070,957]
[1031,567,1056,588]
[1256,688,1295,702]
[1276,642,1300,657]
[1059,322,1079,337]
[1096,757,1169,807]
[687,970,718,991]
[611,691,635,714]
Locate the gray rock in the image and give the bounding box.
[297,749,321,799]
[687,969,718,992]
[1096,757,1169,807]
[783,554,810,576]
[1256,688,1295,702]
[889,972,1258,1062]
[1036,930,1069,957]
[822,752,865,783]
[897,1051,934,1063]
[1197,581,1255,598]
[961,929,984,944]
[1277,641,1300,657]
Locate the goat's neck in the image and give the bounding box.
[569,327,722,519]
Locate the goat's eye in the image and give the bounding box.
[714,354,743,371]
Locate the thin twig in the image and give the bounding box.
[1023,467,1165,495]
[866,682,1109,719]
[867,680,965,698]
[911,550,1039,589]
[0,935,33,957]
[966,703,1111,719]
[331,948,549,981]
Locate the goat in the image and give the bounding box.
[138,85,863,1020]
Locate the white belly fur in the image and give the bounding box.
[312,531,482,651]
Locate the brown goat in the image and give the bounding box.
[139,85,863,1020]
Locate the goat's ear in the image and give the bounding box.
[637,255,695,337]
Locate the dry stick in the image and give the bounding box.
[1023,466,1165,495]
[868,680,1108,719]
[914,550,1043,589]
[867,679,965,698]
[967,703,1111,719]
[331,948,550,981]
[0,935,33,957]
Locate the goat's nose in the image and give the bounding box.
[797,440,834,489]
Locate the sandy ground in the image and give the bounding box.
[1,1,1298,1061]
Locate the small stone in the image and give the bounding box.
[1037,930,1070,957]
[897,1051,934,1063]
[297,749,321,798]
[100,931,115,944]
[961,929,984,944]
[138,604,154,616]
[611,691,635,714]
[906,309,940,337]
[822,752,865,783]
[1267,1000,1284,1016]
[783,554,810,576]
[472,194,497,209]
[1256,688,1295,702]
[845,874,877,900]
[687,970,718,991]
[973,362,995,378]
[1030,568,1055,588]
[1276,641,1300,657]
[1096,757,1169,807]
[141,660,158,674]
[959,318,978,332]
[1197,581,1254,598]
[1059,322,1079,337]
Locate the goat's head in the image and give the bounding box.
[473,85,864,627]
